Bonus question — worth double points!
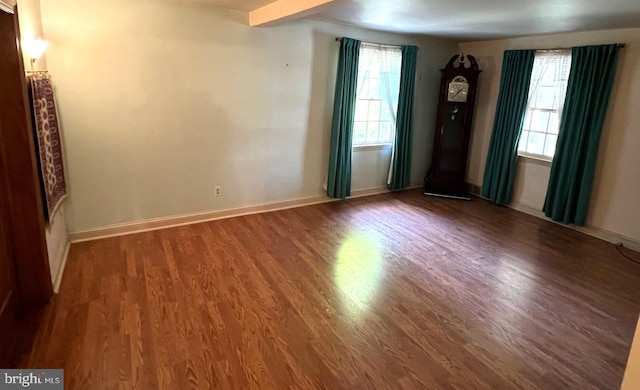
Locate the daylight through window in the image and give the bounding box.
[518,50,572,160]
[352,44,402,147]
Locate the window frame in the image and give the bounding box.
[517,50,572,162]
[352,44,402,149]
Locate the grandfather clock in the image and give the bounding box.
[424,54,481,200]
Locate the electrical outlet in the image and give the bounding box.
[214,186,222,197]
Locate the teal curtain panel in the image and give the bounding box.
[481,50,536,205]
[327,38,361,199]
[388,45,418,191]
[543,44,620,225]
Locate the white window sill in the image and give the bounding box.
[353,143,393,152]
[518,153,552,167]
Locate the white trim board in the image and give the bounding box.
[0,1,15,14]
[52,242,70,293]
[69,185,421,243]
[510,201,640,252]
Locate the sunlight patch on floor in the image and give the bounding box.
[334,232,385,319]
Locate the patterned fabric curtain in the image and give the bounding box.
[543,44,620,225]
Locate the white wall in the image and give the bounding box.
[459,28,640,244]
[16,0,45,69]
[41,0,456,233]
[17,0,69,288]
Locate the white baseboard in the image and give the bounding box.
[69,185,420,243]
[510,201,640,252]
[509,201,547,219]
[575,225,640,253]
[52,242,70,293]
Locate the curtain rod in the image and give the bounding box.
[335,37,410,50]
[336,37,624,50]
[538,43,625,51]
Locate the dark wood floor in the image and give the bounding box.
[29,190,640,389]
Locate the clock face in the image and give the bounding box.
[448,75,469,102]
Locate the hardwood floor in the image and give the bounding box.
[29,190,640,389]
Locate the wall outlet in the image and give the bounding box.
[214,186,222,197]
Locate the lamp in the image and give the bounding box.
[22,37,49,70]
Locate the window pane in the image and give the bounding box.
[525,132,545,155]
[540,66,555,85]
[368,78,380,99]
[355,101,368,121]
[548,112,560,134]
[356,77,370,100]
[366,122,380,142]
[368,101,381,121]
[380,105,391,122]
[544,134,558,157]
[535,87,555,109]
[519,130,529,152]
[523,111,533,131]
[353,122,367,144]
[530,111,550,132]
[379,122,393,143]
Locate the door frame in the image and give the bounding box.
[0,5,53,308]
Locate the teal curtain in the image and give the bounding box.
[327,38,361,199]
[388,45,418,191]
[543,44,620,225]
[481,50,536,204]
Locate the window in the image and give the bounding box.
[352,44,402,148]
[518,50,572,160]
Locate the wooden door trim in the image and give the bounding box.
[0,7,53,307]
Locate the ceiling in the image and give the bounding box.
[199,0,640,40]
[170,0,275,12]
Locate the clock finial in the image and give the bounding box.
[443,53,480,72]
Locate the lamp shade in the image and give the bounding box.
[22,38,49,60]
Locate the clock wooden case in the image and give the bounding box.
[424,54,481,200]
